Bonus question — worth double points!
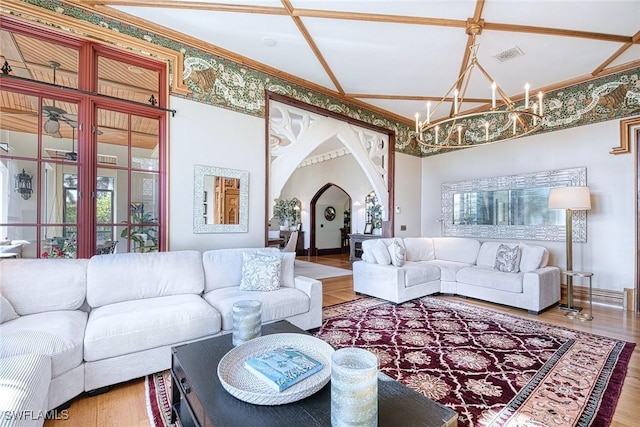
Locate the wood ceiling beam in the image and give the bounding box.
[280,0,344,95]
[347,94,489,104]
[292,8,467,28]
[483,22,631,43]
[592,30,640,76]
[66,1,413,125]
[77,1,288,15]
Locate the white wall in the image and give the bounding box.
[168,96,265,251]
[167,97,427,252]
[394,153,422,238]
[421,120,635,293]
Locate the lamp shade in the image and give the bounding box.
[548,186,591,210]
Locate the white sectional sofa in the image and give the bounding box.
[0,247,321,426]
[353,237,560,313]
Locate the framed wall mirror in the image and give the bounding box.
[193,165,249,233]
[442,167,587,241]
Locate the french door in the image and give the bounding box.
[0,18,167,258]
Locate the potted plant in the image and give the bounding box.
[273,198,301,230]
[120,211,159,252]
[273,198,291,230]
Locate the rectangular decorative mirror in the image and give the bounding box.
[442,167,587,241]
[194,165,249,233]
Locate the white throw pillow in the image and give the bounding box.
[1,295,19,323]
[239,252,282,291]
[361,251,376,263]
[387,239,405,267]
[519,243,547,272]
[494,244,521,273]
[370,239,391,265]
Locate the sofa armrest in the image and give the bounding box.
[523,266,561,312]
[294,275,321,299]
[292,275,323,329]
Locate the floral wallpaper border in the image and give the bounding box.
[12,0,640,158]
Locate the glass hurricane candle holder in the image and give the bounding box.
[331,347,378,427]
[232,300,262,347]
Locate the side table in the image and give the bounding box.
[564,270,594,321]
[348,234,383,263]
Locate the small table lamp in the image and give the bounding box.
[548,186,591,312]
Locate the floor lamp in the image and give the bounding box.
[548,186,591,312]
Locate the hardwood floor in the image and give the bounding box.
[45,253,639,426]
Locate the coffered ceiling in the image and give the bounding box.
[82,0,639,124]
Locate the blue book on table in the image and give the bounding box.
[243,346,323,392]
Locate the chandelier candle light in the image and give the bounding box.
[415,23,544,149]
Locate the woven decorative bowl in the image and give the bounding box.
[217,333,335,405]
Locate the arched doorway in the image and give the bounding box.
[265,93,395,252]
[309,183,350,257]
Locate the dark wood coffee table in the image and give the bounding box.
[171,320,457,427]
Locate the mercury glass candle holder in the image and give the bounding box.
[331,347,378,427]
[232,300,262,347]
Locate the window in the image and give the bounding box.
[0,19,167,258]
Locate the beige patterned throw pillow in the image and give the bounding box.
[494,244,521,273]
[387,239,405,267]
[239,252,282,291]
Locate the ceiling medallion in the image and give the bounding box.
[415,22,544,149]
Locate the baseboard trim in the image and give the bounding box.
[316,248,343,256]
[562,284,624,309]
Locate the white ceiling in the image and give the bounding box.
[106,0,640,124]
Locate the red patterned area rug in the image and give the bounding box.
[146,370,179,427]
[314,297,635,427]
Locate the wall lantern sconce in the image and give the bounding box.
[15,169,33,200]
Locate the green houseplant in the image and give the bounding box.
[273,198,300,230]
[120,211,159,253]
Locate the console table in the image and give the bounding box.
[171,320,457,427]
[349,233,383,263]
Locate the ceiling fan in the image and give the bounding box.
[42,60,77,135]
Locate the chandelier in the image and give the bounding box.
[415,23,544,149]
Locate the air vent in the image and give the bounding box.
[493,46,524,63]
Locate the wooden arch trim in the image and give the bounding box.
[309,183,350,257]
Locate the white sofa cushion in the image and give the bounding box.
[84,294,220,362]
[476,242,504,268]
[457,266,524,293]
[239,252,281,291]
[203,248,294,291]
[432,237,480,264]
[1,259,88,315]
[404,238,435,262]
[0,353,51,427]
[519,243,549,272]
[0,311,87,377]
[402,262,440,288]
[370,239,391,265]
[86,251,204,308]
[203,287,310,331]
[1,295,19,323]
[423,259,472,282]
